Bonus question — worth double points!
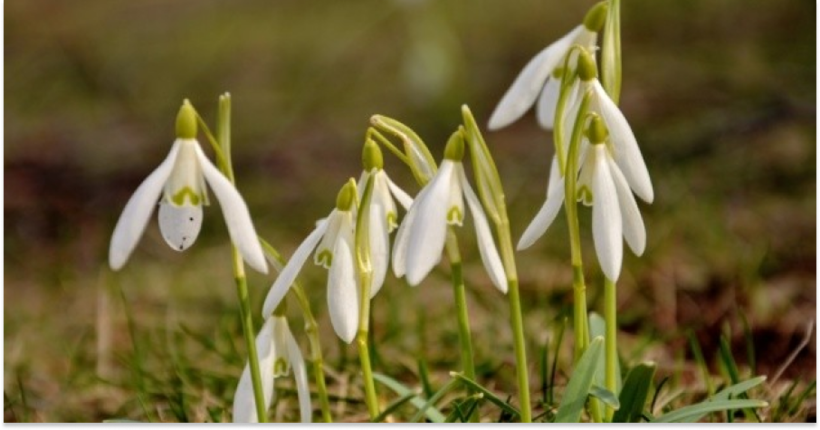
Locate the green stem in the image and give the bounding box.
[497,219,532,423]
[232,250,268,423]
[292,284,333,423]
[563,90,593,363]
[356,269,380,419]
[604,278,617,422]
[444,229,478,422]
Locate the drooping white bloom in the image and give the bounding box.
[108,101,267,274]
[393,136,507,293]
[488,8,603,131]
[232,315,311,423]
[357,168,413,298]
[261,182,360,343]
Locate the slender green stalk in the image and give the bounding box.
[563,90,593,362]
[206,94,267,423]
[496,219,532,423]
[232,252,267,422]
[354,176,380,420]
[604,278,617,422]
[258,238,333,422]
[444,229,478,422]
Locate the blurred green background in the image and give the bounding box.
[4,0,816,422]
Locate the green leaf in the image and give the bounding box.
[589,385,620,410]
[373,392,417,423]
[589,312,622,393]
[651,400,768,423]
[372,373,445,423]
[601,0,622,104]
[555,337,605,423]
[451,372,521,418]
[713,376,767,402]
[612,362,656,423]
[411,378,460,422]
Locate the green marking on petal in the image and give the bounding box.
[447,207,464,225]
[273,357,290,377]
[387,212,398,230]
[171,186,201,206]
[316,250,333,268]
[577,186,594,206]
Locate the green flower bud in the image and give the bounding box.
[175,99,198,139]
[362,138,383,171]
[585,115,609,144]
[443,130,465,161]
[273,300,288,317]
[336,180,356,211]
[577,50,598,82]
[583,1,609,32]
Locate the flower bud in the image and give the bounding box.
[336,181,356,211]
[175,99,198,139]
[583,1,609,32]
[443,130,465,161]
[577,50,598,82]
[585,115,609,144]
[362,138,384,171]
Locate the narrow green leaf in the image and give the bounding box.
[451,372,521,418]
[411,378,460,422]
[652,400,768,423]
[555,337,605,423]
[549,317,568,405]
[372,373,445,423]
[589,312,622,393]
[612,362,656,423]
[713,376,767,402]
[589,385,620,410]
[687,330,714,396]
[373,392,417,423]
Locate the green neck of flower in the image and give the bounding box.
[336,181,356,212]
[176,99,198,139]
[362,138,384,171]
[443,129,465,161]
[583,1,609,32]
[577,49,598,82]
[585,114,609,145]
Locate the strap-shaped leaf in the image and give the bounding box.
[651,399,768,423]
[372,373,445,423]
[590,385,620,410]
[612,362,656,423]
[555,336,605,423]
[451,372,521,418]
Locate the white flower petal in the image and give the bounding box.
[459,166,507,293]
[488,26,585,130]
[536,76,562,130]
[194,143,268,274]
[391,184,429,279]
[232,317,276,423]
[262,219,329,318]
[284,321,312,423]
[158,202,203,252]
[109,141,181,270]
[373,172,399,233]
[327,224,359,343]
[609,158,646,256]
[405,161,454,286]
[591,146,623,281]
[593,80,653,203]
[314,210,343,269]
[518,157,565,250]
[384,173,414,211]
[369,201,390,298]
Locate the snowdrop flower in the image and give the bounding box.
[393,131,507,292]
[233,311,311,423]
[572,50,653,203]
[520,117,645,282]
[108,100,267,274]
[488,2,607,131]
[262,181,359,343]
[357,140,413,298]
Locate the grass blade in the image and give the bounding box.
[373,392,416,423]
[612,362,656,423]
[372,373,445,423]
[411,378,460,422]
[554,336,605,423]
[451,372,521,418]
[713,376,766,401]
[549,317,568,405]
[589,385,620,410]
[651,399,768,423]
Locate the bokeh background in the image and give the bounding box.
[4,0,816,422]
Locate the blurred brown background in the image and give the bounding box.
[4,0,816,422]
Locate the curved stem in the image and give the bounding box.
[444,229,478,422]
[232,250,267,422]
